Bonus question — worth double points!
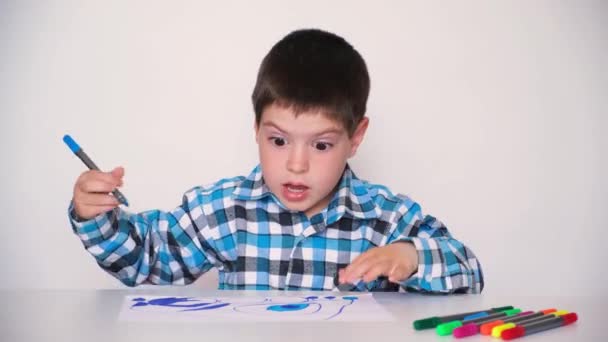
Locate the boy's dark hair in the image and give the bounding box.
[252,29,370,136]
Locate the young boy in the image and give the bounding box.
[69,29,483,293]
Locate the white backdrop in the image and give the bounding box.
[1,0,606,296]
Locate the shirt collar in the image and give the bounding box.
[325,165,383,222]
[231,164,273,201]
[232,164,382,221]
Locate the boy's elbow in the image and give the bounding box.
[455,245,484,294]
[105,270,144,288]
[456,259,484,294]
[119,278,139,287]
[454,258,484,294]
[474,261,485,293]
[100,262,152,287]
[114,273,161,287]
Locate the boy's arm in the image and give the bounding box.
[67,191,219,287]
[388,201,484,294]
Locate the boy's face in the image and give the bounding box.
[255,103,368,217]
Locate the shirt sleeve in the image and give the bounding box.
[67,192,219,287]
[387,200,484,294]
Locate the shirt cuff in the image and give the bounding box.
[67,201,118,239]
[391,237,432,290]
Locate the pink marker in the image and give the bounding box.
[453,311,534,338]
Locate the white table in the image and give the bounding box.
[0,289,602,341]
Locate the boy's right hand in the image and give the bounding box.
[72,167,125,220]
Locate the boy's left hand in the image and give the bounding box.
[339,242,419,285]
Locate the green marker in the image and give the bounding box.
[413,306,513,330]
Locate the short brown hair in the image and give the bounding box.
[252,29,370,136]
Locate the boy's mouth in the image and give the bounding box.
[282,183,310,202]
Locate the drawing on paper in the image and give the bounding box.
[129,295,358,320]
[120,293,394,322]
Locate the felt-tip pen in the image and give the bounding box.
[479,309,556,335]
[491,310,569,338]
[453,311,535,338]
[413,306,514,330]
[436,308,522,336]
[501,312,578,340]
[63,134,129,206]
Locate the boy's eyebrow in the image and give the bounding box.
[313,128,343,137]
[262,121,287,134]
[262,121,343,136]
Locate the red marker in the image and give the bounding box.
[501,312,578,340]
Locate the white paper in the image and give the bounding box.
[119,293,395,322]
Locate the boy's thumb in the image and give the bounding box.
[110,166,125,178]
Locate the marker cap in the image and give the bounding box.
[413,317,440,330]
[63,134,81,153]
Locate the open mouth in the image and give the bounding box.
[282,183,310,202]
[285,184,308,192]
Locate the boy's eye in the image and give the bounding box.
[314,142,332,151]
[271,137,286,147]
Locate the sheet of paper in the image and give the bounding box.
[119,293,395,322]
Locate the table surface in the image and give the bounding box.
[0,288,603,342]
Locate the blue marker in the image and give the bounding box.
[63,134,129,206]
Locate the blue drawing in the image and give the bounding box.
[326,296,358,320]
[267,303,311,312]
[130,295,359,320]
[233,295,359,320]
[130,297,231,312]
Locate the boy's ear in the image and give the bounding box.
[254,121,260,144]
[349,117,369,157]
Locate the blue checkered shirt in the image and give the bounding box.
[69,165,484,293]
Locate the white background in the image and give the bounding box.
[1,0,606,296]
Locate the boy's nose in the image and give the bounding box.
[287,148,309,174]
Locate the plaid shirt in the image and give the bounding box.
[69,165,484,293]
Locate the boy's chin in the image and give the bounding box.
[280,199,316,214]
[282,201,311,212]
[284,200,328,217]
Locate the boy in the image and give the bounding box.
[69,29,483,293]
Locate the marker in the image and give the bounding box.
[491,310,569,338]
[479,309,556,335]
[63,134,129,206]
[501,312,578,340]
[453,311,534,338]
[333,269,362,291]
[413,306,514,330]
[333,273,356,291]
[436,308,521,336]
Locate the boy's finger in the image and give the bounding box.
[342,249,374,273]
[353,247,378,263]
[340,248,383,282]
[362,265,387,283]
[76,193,120,206]
[388,267,410,283]
[76,205,117,220]
[78,179,120,194]
[80,170,122,186]
[342,258,377,284]
[110,166,125,180]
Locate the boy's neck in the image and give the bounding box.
[303,184,341,218]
